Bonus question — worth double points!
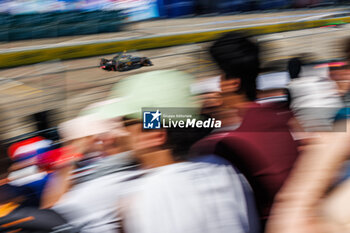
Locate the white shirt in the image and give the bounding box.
[123,162,259,233]
[53,170,144,233]
[288,76,343,131]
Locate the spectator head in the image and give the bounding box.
[209,31,260,101]
[80,100,140,155]
[58,114,117,155]
[58,115,111,143]
[91,70,203,166]
[288,57,302,79]
[329,63,350,96]
[190,76,223,118]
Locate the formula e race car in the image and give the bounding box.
[100,53,153,71]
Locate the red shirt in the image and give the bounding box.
[190,102,299,219]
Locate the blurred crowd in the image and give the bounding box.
[2,31,350,233]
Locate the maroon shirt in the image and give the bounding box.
[190,102,299,220]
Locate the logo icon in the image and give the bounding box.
[143,110,161,129]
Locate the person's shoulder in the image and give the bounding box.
[196,132,228,144]
[190,132,230,156]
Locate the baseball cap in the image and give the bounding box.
[58,114,112,142]
[80,99,129,136]
[84,70,200,120]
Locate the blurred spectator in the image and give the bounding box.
[266,39,350,233]
[4,137,52,208]
[265,121,350,233]
[101,70,260,233]
[190,32,299,227]
[0,189,73,232]
[287,57,343,131]
[0,139,74,233]
[329,64,350,107]
[41,113,140,233]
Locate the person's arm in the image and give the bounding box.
[41,165,74,209]
[266,120,350,233]
[40,138,91,209]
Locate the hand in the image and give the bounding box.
[266,204,328,233]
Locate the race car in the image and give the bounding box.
[100,53,153,71]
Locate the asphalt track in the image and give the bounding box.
[1,20,350,139]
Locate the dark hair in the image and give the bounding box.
[209,31,260,101]
[165,115,213,160]
[288,57,302,79]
